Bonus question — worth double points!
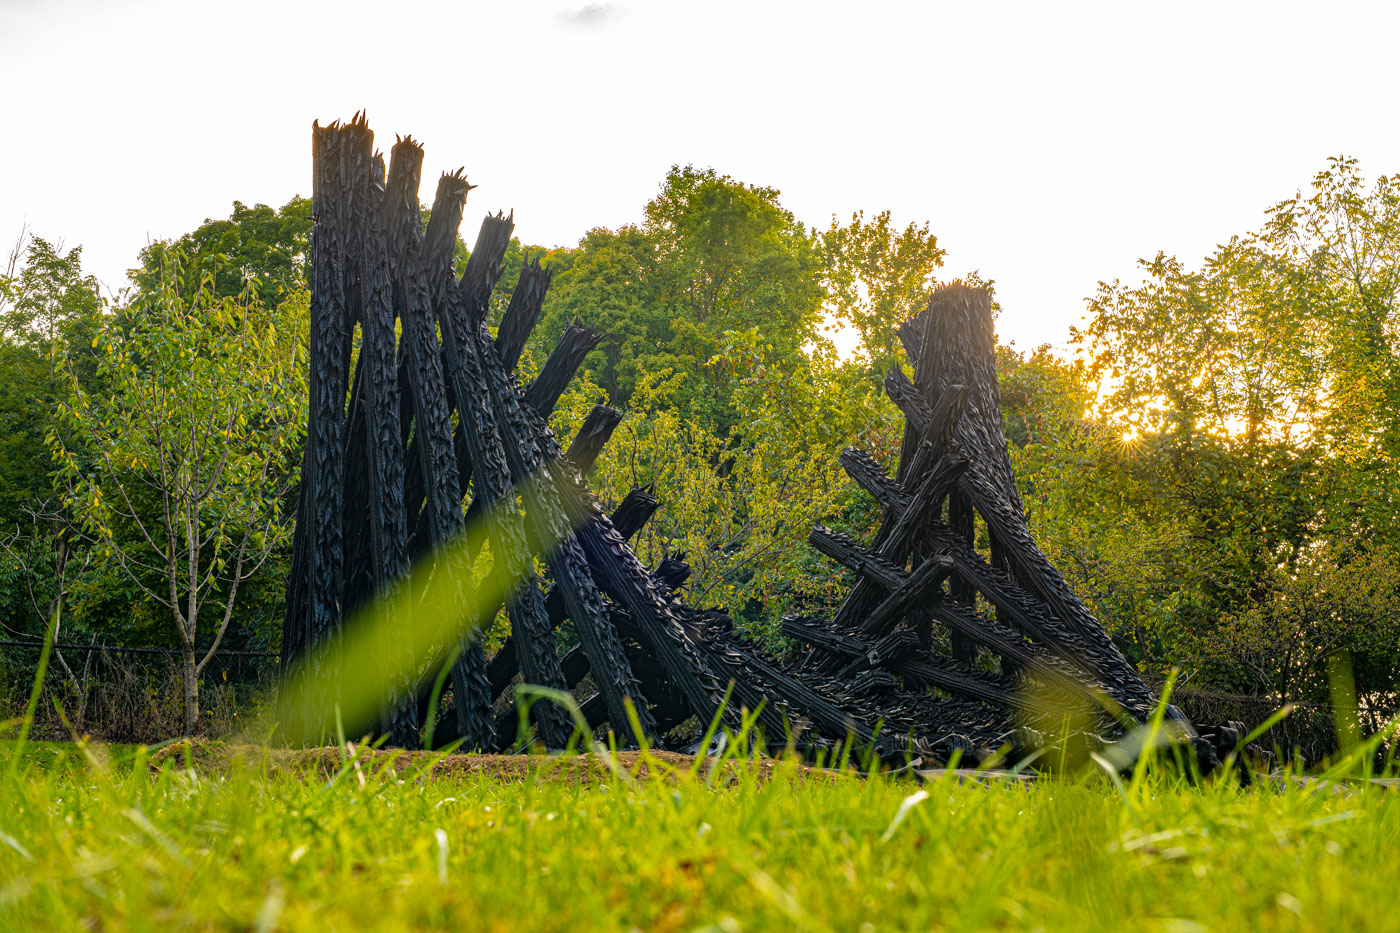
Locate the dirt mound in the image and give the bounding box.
[146,739,793,784]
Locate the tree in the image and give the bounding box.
[643,166,825,343]
[1,230,104,350]
[535,226,665,406]
[999,346,1201,665]
[1076,158,1398,470]
[1261,157,1400,544]
[1066,157,1400,691]
[538,166,827,431]
[1,501,95,728]
[1076,244,1324,446]
[0,232,105,660]
[822,210,946,372]
[51,252,306,734]
[1182,542,1400,704]
[132,197,313,302]
[554,327,898,643]
[0,234,105,521]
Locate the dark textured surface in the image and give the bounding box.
[568,505,734,731]
[494,260,551,374]
[280,123,1181,766]
[464,316,659,743]
[523,322,601,416]
[357,142,413,745]
[386,143,495,749]
[896,287,1156,715]
[434,211,574,749]
[794,285,1162,740]
[610,486,660,542]
[565,404,624,477]
[279,121,358,743]
[823,451,968,652]
[304,122,356,659]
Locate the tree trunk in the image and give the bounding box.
[181,644,200,736]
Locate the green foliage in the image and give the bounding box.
[1054,157,1400,693]
[537,225,666,405]
[3,739,1400,931]
[1077,157,1398,471]
[0,344,59,528]
[822,210,946,372]
[131,197,312,302]
[1001,348,1196,666]
[0,233,106,651]
[0,233,104,351]
[529,167,952,642]
[1181,542,1400,701]
[49,251,307,731]
[0,513,57,641]
[6,150,1398,722]
[0,234,104,526]
[538,166,826,432]
[556,330,898,641]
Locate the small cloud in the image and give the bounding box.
[557,3,623,29]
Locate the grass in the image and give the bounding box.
[1,736,1399,932]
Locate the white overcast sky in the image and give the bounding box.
[2,0,1397,353]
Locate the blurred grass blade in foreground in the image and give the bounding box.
[277,472,570,747]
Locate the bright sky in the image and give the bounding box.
[2,0,1397,355]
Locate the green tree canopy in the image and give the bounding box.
[537,166,826,431]
[822,210,946,373]
[0,234,103,528]
[1061,157,1400,700]
[132,196,312,302]
[51,251,307,733]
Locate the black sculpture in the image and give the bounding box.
[281,117,1243,768]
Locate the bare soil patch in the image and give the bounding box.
[146,739,795,784]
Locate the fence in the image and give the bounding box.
[2,638,1394,762]
[0,639,281,744]
[1172,686,1398,767]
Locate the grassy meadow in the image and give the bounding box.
[2,736,1398,932]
